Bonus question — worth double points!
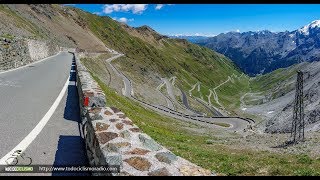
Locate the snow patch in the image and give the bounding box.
[298,20,320,35]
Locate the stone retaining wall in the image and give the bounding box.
[74,52,214,176]
[0,36,59,71]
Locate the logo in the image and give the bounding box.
[5,150,32,166]
[5,166,33,172]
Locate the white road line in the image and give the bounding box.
[0,76,70,165]
[0,52,63,75]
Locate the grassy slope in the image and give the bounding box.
[246,63,301,106]
[251,65,299,93]
[81,56,320,176]
[0,5,45,38]
[75,9,250,113]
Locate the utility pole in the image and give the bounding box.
[290,71,305,143]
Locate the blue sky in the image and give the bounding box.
[66,4,320,36]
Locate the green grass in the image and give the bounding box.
[250,67,297,92]
[82,56,320,175]
[0,33,14,40]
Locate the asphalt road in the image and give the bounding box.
[180,89,203,115]
[195,97,224,116]
[0,52,89,176]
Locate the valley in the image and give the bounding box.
[0,4,319,176]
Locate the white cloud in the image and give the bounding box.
[155,4,164,10]
[236,29,240,32]
[93,12,102,16]
[119,17,128,23]
[103,4,148,14]
[155,4,174,10]
[113,17,134,23]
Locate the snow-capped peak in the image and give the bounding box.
[298,20,320,35]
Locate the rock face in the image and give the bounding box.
[27,39,58,61]
[0,35,59,71]
[0,36,30,71]
[198,20,320,76]
[245,61,320,133]
[265,78,320,133]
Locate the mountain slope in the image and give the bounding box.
[0,4,107,51]
[198,21,320,76]
[75,8,250,115]
[240,61,320,133]
[0,4,250,115]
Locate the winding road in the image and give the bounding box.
[105,51,253,132]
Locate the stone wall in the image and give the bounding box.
[0,37,30,71]
[0,35,59,71]
[74,52,214,176]
[27,39,59,61]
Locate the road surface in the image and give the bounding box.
[0,52,89,176]
[195,98,224,116]
[179,89,202,115]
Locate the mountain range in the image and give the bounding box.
[196,20,320,76]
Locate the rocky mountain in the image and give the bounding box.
[240,60,320,133]
[197,20,320,76]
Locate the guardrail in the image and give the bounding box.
[130,95,255,125]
